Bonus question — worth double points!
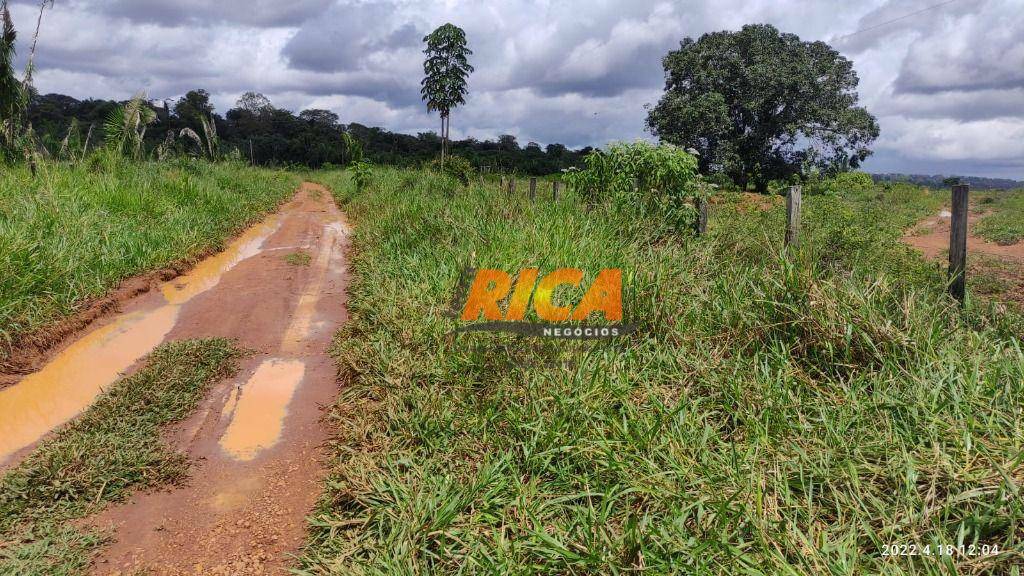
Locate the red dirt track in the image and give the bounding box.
[0,182,350,574]
[84,182,349,575]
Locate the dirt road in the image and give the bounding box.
[904,208,1024,306]
[1,182,349,574]
[903,209,1024,262]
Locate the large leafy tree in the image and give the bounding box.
[173,89,215,133]
[420,23,473,166]
[237,91,273,115]
[646,24,879,191]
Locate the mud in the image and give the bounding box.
[1,182,350,574]
[0,207,285,465]
[83,182,349,575]
[0,245,255,382]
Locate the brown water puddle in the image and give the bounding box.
[218,358,306,461]
[161,216,282,305]
[0,216,282,464]
[0,307,178,462]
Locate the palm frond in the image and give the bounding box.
[179,127,203,154]
[0,1,22,146]
[105,91,156,159]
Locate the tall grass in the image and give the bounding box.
[0,158,299,360]
[299,168,1022,574]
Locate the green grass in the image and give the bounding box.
[974,189,1024,245]
[0,339,241,575]
[0,158,299,362]
[298,168,1022,575]
[286,251,313,266]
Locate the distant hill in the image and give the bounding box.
[871,173,1024,191]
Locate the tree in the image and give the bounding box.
[24,89,590,173]
[0,1,20,151]
[1,0,52,160]
[174,89,214,124]
[236,91,273,115]
[105,93,156,159]
[646,24,879,192]
[299,109,339,127]
[546,143,567,158]
[420,23,473,167]
[497,134,518,151]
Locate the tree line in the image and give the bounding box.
[23,89,590,174]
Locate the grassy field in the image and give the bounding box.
[975,189,1024,245]
[0,159,299,362]
[0,339,240,575]
[298,168,1022,575]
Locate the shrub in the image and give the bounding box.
[428,155,474,186]
[808,170,875,197]
[352,160,372,192]
[703,171,737,191]
[563,141,700,230]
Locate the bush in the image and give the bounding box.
[808,170,875,197]
[428,155,474,186]
[703,172,738,191]
[352,160,372,192]
[562,141,700,230]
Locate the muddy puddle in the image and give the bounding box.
[0,215,283,465]
[218,358,306,461]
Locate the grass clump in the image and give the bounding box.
[0,338,240,575]
[0,159,299,363]
[285,251,312,266]
[298,167,1022,575]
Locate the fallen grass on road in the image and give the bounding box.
[0,158,298,363]
[285,251,313,266]
[0,339,241,576]
[300,168,1022,575]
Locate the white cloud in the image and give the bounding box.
[9,0,1024,178]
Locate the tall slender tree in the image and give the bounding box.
[420,23,473,167]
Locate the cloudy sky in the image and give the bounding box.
[8,0,1024,178]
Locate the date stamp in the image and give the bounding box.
[881,543,1001,557]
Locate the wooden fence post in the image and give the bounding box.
[785,185,801,249]
[508,177,516,197]
[529,177,537,202]
[500,175,506,191]
[553,181,560,201]
[694,197,707,235]
[949,183,969,303]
